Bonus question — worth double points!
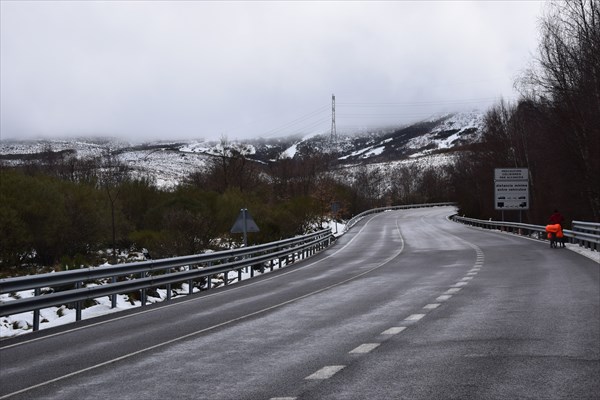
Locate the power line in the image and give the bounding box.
[254,94,507,139]
[337,96,506,107]
[331,94,337,142]
[259,106,329,138]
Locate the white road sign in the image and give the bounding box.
[494,168,528,181]
[494,168,529,210]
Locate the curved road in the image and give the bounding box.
[0,206,598,399]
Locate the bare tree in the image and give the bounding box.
[519,0,600,218]
[195,136,263,194]
[98,151,130,263]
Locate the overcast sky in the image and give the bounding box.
[1,1,545,142]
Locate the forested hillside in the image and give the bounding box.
[451,0,599,224]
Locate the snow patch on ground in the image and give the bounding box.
[283,143,298,158]
[407,112,484,156]
[0,223,344,338]
[120,149,208,189]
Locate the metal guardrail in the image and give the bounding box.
[573,221,600,235]
[344,202,457,232]
[0,202,458,333]
[452,216,599,252]
[0,229,334,331]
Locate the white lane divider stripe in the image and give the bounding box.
[305,365,345,380]
[445,287,462,294]
[436,294,452,302]
[349,343,380,354]
[405,313,426,321]
[270,398,297,400]
[381,327,406,335]
[423,303,440,310]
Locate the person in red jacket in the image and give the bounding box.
[549,209,565,226]
[547,209,566,248]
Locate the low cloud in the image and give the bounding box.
[1,1,543,142]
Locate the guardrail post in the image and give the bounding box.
[111,276,117,308]
[140,272,146,306]
[33,288,40,332]
[0,228,337,328]
[76,281,82,322]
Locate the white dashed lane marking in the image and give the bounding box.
[349,343,380,354]
[305,365,345,380]
[405,313,426,321]
[287,239,485,398]
[381,327,406,335]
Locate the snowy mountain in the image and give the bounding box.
[0,111,485,188]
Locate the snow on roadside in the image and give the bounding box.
[2,222,595,339]
[565,243,600,263]
[1,273,240,338]
[0,224,343,338]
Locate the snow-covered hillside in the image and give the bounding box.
[406,112,484,157]
[119,148,208,188]
[281,111,485,162]
[0,111,485,188]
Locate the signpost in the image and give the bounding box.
[230,208,260,246]
[494,168,529,221]
[331,201,341,234]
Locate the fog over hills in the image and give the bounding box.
[0,111,484,189]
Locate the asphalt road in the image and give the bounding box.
[0,206,598,400]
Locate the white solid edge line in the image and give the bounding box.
[1,212,399,350]
[0,213,407,399]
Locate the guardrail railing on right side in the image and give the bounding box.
[344,202,457,232]
[451,216,599,252]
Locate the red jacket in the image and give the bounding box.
[549,212,564,225]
